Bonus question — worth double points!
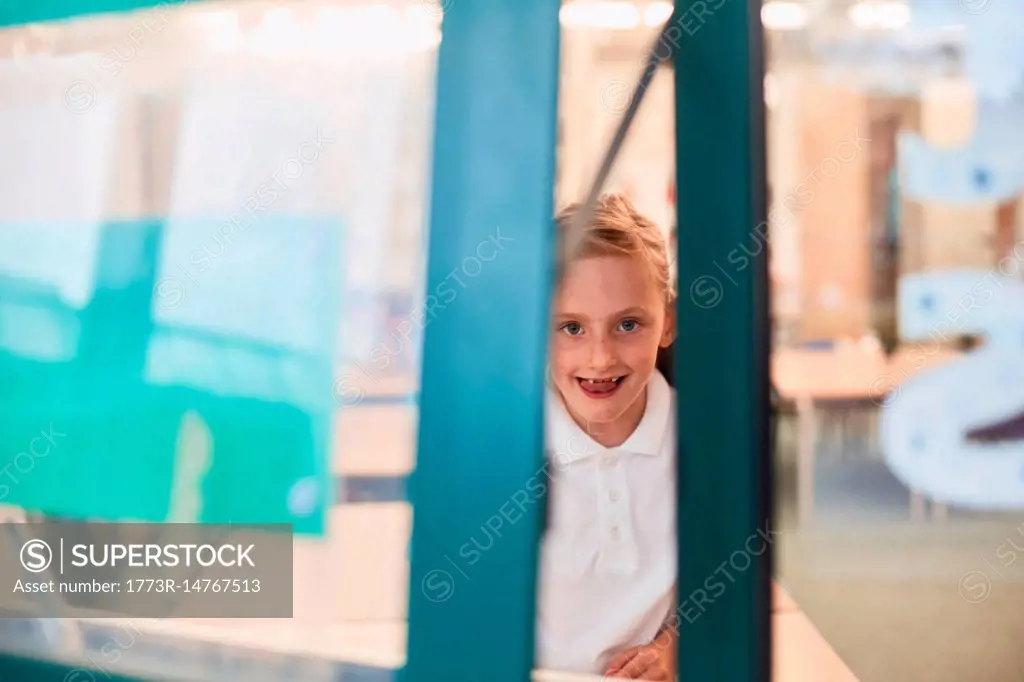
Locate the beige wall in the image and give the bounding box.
[557,27,675,236]
[768,69,805,343]
[779,73,1021,342]
[795,79,872,340]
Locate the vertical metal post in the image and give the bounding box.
[405,2,560,682]
[672,1,772,681]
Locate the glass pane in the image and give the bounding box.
[0,0,438,677]
[770,1,1024,681]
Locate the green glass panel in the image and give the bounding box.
[0,0,191,28]
[0,218,337,534]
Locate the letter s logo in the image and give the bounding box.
[881,269,1024,509]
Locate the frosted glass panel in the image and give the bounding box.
[0,2,436,679]
[0,56,121,324]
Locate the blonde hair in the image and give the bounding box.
[555,193,676,304]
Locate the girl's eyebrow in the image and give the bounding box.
[554,306,649,321]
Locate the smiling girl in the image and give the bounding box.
[536,193,678,680]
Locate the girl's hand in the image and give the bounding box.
[604,641,674,680]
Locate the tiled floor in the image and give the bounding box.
[775,410,1024,682]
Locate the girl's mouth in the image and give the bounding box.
[577,376,625,399]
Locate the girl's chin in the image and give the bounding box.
[565,394,626,423]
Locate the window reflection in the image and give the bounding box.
[0,1,434,678]
[771,1,1024,681]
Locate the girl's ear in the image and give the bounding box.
[660,300,677,348]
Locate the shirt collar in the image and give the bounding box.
[545,370,673,462]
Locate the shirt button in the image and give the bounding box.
[610,526,621,541]
[609,490,621,502]
[602,455,617,468]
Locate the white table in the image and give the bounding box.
[773,347,961,526]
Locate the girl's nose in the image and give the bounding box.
[588,339,616,369]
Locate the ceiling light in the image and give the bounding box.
[643,2,674,27]
[849,1,910,31]
[251,7,303,53]
[195,10,243,53]
[560,2,640,30]
[761,1,808,31]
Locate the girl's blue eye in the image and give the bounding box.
[560,322,583,336]
[619,319,640,333]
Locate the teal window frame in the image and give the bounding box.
[672,1,772,680]
[0,654,140,682]
[0,1,770,680]
[405,0,560,681]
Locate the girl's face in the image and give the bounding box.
[551,254,675,446]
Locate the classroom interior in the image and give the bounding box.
[1,1,1024,681]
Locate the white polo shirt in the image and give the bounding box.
[536,370,677,675]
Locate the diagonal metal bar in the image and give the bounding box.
[558,12,677,277]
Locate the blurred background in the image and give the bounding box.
[1,0,1023,681]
